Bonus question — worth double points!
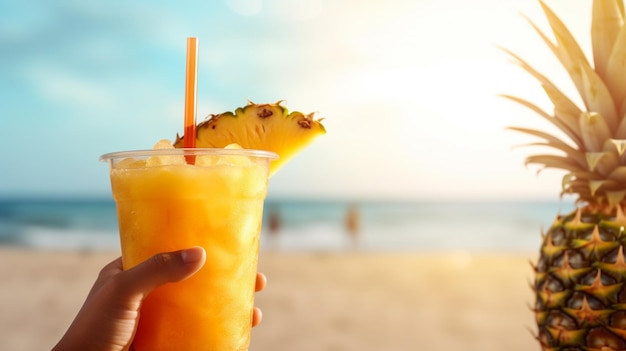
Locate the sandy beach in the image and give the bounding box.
[0,248,538,351]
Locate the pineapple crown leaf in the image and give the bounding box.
[590,179,611,196]
[606,189,626,207]
[536,1,620,130]
[608,166,626,183]
[604,9,626,111]
[591,0,624,79]
[585,151,611,171]
[611,138,626,155]
[562,172,576,192]
[524,140,582,159]
[501,46,586,141]
[604,27,626,111]
[580,112,612,152]
[535,1,589,91]
[501,46,581,122]
[507,126,587,166]
[504,0,626,205]
[524,154,584,174]
[538,0,589,61]
[542,85,583,137]
[580,64,619,130]
[502,94,584,148]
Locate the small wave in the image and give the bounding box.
[261,223,352,252]
[18,226,120,251]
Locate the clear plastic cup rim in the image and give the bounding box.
[99,148,279,162]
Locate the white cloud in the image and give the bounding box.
[225,0,262,16]
[264,0,323,21]
[22,63,116,109]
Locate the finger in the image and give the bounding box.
[83,257,124,303]
[119,246,206,298]
[255,272,267,292]
[98,257,124,280]
[252,307,262,327]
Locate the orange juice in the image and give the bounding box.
[101,147,277,351]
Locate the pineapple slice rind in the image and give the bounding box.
[173,101,326,176]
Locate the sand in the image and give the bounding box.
[0,248,538,351]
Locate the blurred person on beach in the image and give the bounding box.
[345,204,361,250]
[52,246,266,351]
[267,209,282,250]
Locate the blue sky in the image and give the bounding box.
[0,0,593,200]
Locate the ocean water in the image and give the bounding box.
[0,198,576,252]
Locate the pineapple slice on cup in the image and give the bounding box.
[504,0,626,349]
[174,101,326,176]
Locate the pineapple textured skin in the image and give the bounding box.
[534,208,626,349]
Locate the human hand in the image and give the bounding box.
[52,247,266,351]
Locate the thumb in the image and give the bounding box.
[119,246,206,298]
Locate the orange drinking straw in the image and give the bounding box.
[184,37,198,163]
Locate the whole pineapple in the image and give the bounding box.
[505,0,626,349]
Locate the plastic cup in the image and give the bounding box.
[100,147,278,351]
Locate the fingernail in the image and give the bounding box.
[181,247,205,264]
